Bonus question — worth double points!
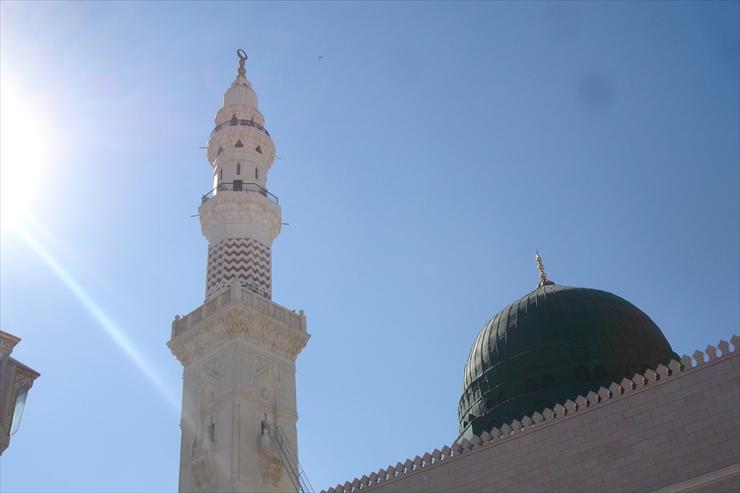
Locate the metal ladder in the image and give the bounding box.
[270,424,314,493]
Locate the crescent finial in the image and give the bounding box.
[536,250,555,288]
[236,49,247,77]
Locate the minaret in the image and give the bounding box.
[168,50,310,493]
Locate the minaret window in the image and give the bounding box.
[208,417,215,443]
[219,168,223,181]
[255,168,259,180]
[235,140,244,148]
[236,163,241,175]
[255,145,262,154]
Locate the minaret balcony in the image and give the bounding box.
[210,117,270,139]
[201,182,279,205]
[168,283,309,364]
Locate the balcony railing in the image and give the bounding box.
[201,182,279,205]
[210,117,270,139]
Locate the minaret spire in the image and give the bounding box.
[536,250,555,288]
[199,49,278,299]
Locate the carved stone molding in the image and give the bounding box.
[199,192,281,246]
[168,301,309,366]
[0,332,20,356]
[258,445,283,487]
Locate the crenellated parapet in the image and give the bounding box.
[320,335,740,493]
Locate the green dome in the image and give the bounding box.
[458,284,676,438]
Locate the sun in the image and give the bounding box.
[0,85,47,229]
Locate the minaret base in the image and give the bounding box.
[169,283,309,493]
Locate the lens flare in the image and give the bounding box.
[0,86,47,229]
[16,220,179,412]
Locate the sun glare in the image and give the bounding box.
[0,86,47,229]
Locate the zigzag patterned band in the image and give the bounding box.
[206,237,272,300]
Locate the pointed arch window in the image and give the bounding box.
[255,168,259,180]
[236,163,241,175]
[255,145,262,154]
[235,140,244,148]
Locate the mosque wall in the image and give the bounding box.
[323,337,740,493]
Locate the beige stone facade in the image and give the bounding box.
[323,337,740,493]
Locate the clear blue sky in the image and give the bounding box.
[1,1,738,491]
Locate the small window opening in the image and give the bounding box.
[235,140,244,148]
[230,114,238,126]
[236,163,241,175]
[255,168,259,180]
[219,168,223,181]
[217,146,223,155]
[255,145,262,154]
[208,417,215,443]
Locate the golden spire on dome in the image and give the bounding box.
[236,48,247,77]
[536,250,555,288]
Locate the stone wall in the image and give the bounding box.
[323,336,740,493]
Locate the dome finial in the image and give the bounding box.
[236,48,248,77]
[536,250,555,288]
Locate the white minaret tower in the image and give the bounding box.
[168,50,310,493]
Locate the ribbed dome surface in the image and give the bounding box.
[458,284,676,437]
